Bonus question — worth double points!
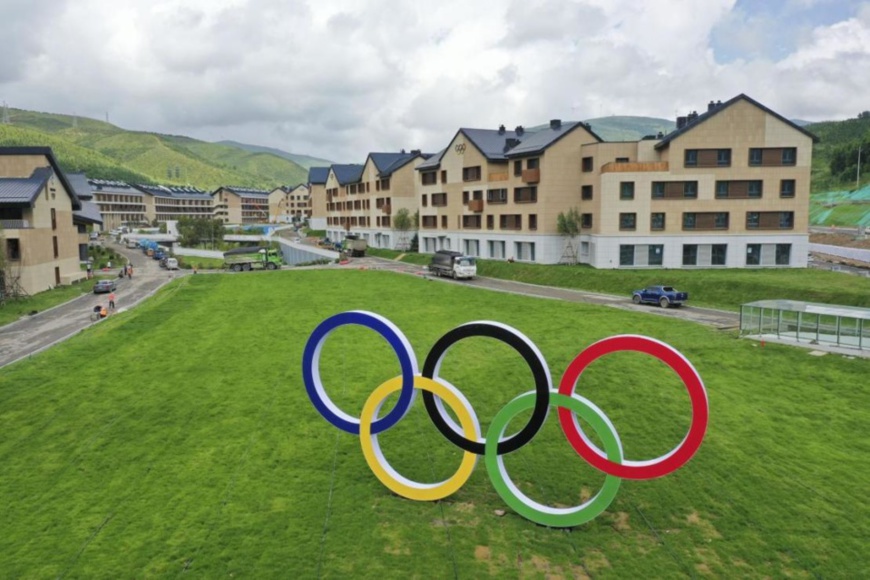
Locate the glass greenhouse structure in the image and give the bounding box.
[740,299,870,352]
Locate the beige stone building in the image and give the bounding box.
[89,179,147,230]
[137,185,213,223]
[269,184,310,223]
[416,121,601,261]
[307,168,329,230]
[211,186,271,224]
[324,152,427,249]
[576,94,816,268]
[0,147,88,296]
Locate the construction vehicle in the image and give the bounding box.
[223,246,284,272]
[343,234,367,257]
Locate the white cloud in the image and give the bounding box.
[0,0,868,164]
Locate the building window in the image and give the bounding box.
[514,160,522,176]
[53,236,59,258]
[422,216,437,228]
[527,158,539,170]
[715,212,729,229]
[749,148,762,166]
[746,244,761,266]
[648,245,663,266]
[465,239,480,256]
[441,215,448,228]
[462,166,482,182]
[580,241,589,256]
[582,156,593,172]
[716,181,729,198]
[620,182,635,200]
[500,214,522,230]
[462,215,482,229]
[747,212,760,229]
[780,179,796,198]
[651,212,665,230]
[515,242,535,261]
[528,214,537,230]
[514,186,537,203]
[581,213,593,229]
[782,148,796,165]
[684,181,697,198]
[748,180,762,198]
[441,170,447,183]
[51,208,57,230]
[581,185,593,200]
[683,213,696,229]
[652,182,665,198]
[487,189,507,203]
[684,150,698,167]
[432,193,447,207]
[776,244,792,265]
[619,213,636,230]
[712,244,727,265]
[463,191,470,204]
[780,211,794,229]
[422,194,428,207]
[619,245,634,266]
[486,214,494,229]
[489,240,505,259]
[717,149,732,166]
[682,244,698,266]
[6,238,21,261]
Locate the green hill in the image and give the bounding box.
[217,140,333,170]
[0,108,308,189]
[805,115,870,193]
[584,115,675,141]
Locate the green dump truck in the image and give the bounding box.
[223,246,283,271]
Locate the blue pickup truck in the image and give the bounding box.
[631,285,689,308]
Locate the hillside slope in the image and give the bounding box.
[217,140,333,170]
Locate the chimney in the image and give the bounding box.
[515,125,524,136]
[677,116,688,129]
[549,119,562,130]
[498,124,506,135]
[410,149,421,155]
[656,131,664,139]
[708,100,716,112]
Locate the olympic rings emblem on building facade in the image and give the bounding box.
[303,310,709,528]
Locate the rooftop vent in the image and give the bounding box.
[515,125,524,136]
[498,124,506,135]
[676,116,688,129]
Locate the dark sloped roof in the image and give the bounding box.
[136,184,211,200]
[66,173,93,200]
[74,200,103,225]
[308,167,330,184]
[368,152,413,173]
[655,93,820,150]
[89,179,143,195]
[331,164,364,185]
[0,147,81,210]
[461,128,522,161]
[505,122,601,157]
[416,148,445,171]
[0,166,53,206]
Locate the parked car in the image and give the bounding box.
[93,279,116,294]
[165,257,179,270]
[631,285,688,308]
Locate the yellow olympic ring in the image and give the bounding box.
[359,376,480,501]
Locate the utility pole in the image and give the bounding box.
[858,145,863,190]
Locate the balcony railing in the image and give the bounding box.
[468,199,484,212]
[0,219,31,229]
[521,168,540,183]
[488,172,509,182]
[381,204,392,215]
[600,161,669,173]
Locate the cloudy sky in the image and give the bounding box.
[1,0,868,163]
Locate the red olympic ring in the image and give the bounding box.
[557,335,708,480]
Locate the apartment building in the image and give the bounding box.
[577,94,816,268]
[67,173,104,261]
[0,147,87,295]
[212,186,271,224]
[137,184,213,223]
[89,179,147,229]
[416,121,601,262]
[308,167,329,230]
[269,184,310,223]
[323,164,364,241]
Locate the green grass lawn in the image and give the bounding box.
[0,270,867,577]
[367,248,870,311]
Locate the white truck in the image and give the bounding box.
[429,250,477,279]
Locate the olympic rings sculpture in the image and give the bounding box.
[303,311,708,528]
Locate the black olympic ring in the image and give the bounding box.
[421,321,552,455]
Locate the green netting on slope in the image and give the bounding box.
[809,208,833,225]
[847,184,870,201]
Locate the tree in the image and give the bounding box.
[556,208,583,264]
[393,208,414,250]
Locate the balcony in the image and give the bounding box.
[488,171,509,182]
[0,219,32,229]
[381,204,392,215]
[468,199,484,212]
[521,168,540,183]
[600,161,669,174]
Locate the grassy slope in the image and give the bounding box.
[584,116,675,142]
[367,249,870,311]
[2,108,307,189]
[216,140,334,170]
[0,270,866,577]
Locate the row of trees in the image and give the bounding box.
[177,217,225,248]
[828,138,870,188]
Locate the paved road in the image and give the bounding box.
[0,242,180,368]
